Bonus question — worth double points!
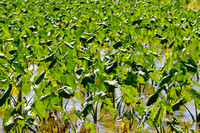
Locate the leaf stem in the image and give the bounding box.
[183,104,195,122]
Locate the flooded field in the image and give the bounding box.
[0,0,200,132]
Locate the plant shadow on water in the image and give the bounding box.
[0,0,200,132]
[0,48,200,132]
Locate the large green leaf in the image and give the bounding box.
[34,98,46,118]
[12,62,26,75]
[113,41,122,49]
[82,100,93,117]
[159,74,172,87]
[124,72,137,87]
[183,62,197,74]
[104,60,117,74]
[40,93,51,101]
[48,56,57,69]
[121,85,138,102]
[39,53,55,62]
[15,78,23,88]
[34,71,46,85]
[0,53,7,63]
[104,79,120,92]
[189,88,200,110]
[172,98,187,111]
[86,36,96,44]
[64,41,74,49]
[147,86,164,106]
[58,86,74,99]
[3,116,15,132]
[0,82,12,107]
[153,106,166,126]
[81,73,95,88]
[79,36,88,44]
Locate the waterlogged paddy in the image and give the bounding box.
[29,57,200,132]
[1,59,200,133]
[0,0,200,132]
[0,67,199,132]
[0,44,200,132]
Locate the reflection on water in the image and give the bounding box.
[0,119,3,133]
[61,88,123,132]
[0,55,200,132]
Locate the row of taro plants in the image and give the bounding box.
[0,0,200,132]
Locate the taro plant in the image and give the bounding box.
[0,0,200,132]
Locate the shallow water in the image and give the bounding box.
[0,55,200,132]
[0,86,199,132]
[0,119,3,133]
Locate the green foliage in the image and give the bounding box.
[34,71,46,85]
[0,0,199,132]
[0,83,12,107]
[172,98,187,111]
[58,86,74,99]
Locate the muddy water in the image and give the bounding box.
[0,120,3,133]
[0,56,200,132]
[0,87,198,132]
